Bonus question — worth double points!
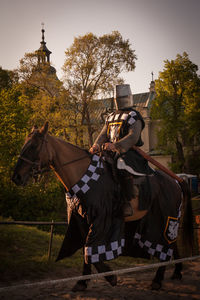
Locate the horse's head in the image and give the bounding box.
[12,122,50,186]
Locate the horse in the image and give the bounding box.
[12,122,194,291]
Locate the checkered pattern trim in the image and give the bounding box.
[66,154,103,199]
[85,238,125,264]
[106,110,138,126]
[134,203,182,261]
[134,233,173,261]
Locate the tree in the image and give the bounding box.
[62,31,136,146]
[0,81,66,227]
[151,52,200,173]
[0,67,18,91]
[16,51,73,140]
[0,85,29,171]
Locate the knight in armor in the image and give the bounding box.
[90,84,154,217]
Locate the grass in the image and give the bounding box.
[0,220,83,284]
[0,218,149,285]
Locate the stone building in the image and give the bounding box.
[132,80,172,168]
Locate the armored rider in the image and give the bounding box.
[90,84,153,217]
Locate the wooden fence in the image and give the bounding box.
[1,211,200,260]
[0,220,68,260]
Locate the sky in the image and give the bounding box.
[0,0,200,94]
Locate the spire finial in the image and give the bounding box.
[151,71,154,81]
[41,22,45,42]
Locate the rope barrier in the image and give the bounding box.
[0,255,200,293]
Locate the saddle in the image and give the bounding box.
[101,150,151,219]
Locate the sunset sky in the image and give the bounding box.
[0,0,199,93]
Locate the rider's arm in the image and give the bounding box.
[89,124,108,153]
[113,119,142,153]
[93,124,108,148]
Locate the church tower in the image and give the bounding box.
[36,24,56,75]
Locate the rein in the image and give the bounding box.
[61,154,91,167]
[19,155,40,166]
[19,136,92,176]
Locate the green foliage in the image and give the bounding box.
[0,85,29,171]
[151,52,200,174]
[0,66,19,92]
[0,82,67,227]
[0,173,67,234]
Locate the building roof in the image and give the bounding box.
[133,90,156,109]
[90,85,156,124]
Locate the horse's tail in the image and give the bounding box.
[179,180,194,255]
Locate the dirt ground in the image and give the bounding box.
[0,260,200,300]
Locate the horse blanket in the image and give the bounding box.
[56,155,182,264]
[56,155,124,264]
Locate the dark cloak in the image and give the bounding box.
[56,155,124,264]
[123,170,182,261]
[57,157,182,264]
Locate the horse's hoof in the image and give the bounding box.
[72,280,88,292]
[105,275,117,286]
[171,272,182,280]
[151,281,161,290]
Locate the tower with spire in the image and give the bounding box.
[36,23,56,75]
[37,23,51,63]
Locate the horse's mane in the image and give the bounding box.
[48,133,90,155]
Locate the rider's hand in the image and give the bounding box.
[103,142,116,152]
[89,144,100,154]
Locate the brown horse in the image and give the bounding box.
[12,122,194,291]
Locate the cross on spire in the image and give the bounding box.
[151,71,154,81]
[41,22,45,42]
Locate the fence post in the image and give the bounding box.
[48,220,54,261]
[195,216,200,252]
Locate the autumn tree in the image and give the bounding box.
[0,66,18,91]
[62,31,136,146]
[15,51,76,140]
[151,52,200,173]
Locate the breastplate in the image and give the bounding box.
[106,110,138,143]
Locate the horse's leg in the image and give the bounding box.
[151,243,182,290]
[94,261,117,286]
[151,265,166,290]
[72,260,91,292]
[171,243,182,280]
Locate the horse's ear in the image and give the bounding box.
[40,122,49,136]
[31,125,38,132]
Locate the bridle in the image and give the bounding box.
[19,135,92,177]
[19,137,50,176]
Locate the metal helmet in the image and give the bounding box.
[114,84,133,110]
